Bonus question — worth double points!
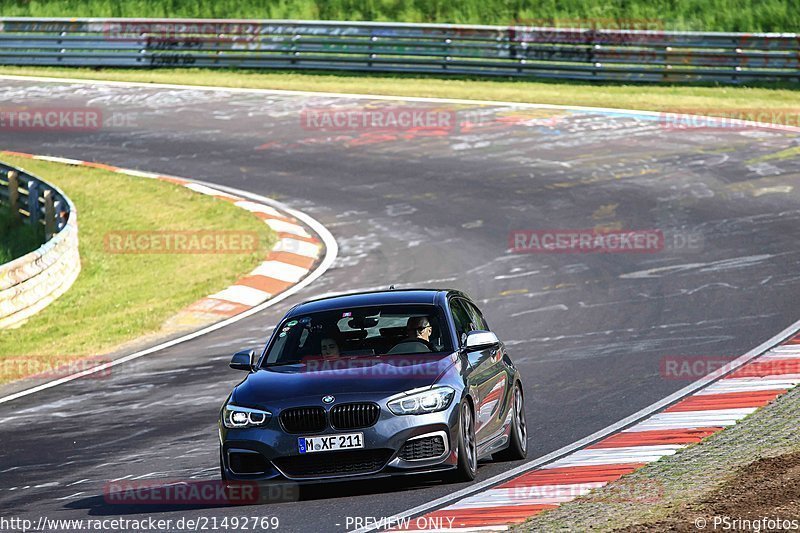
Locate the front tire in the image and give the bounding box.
[495,384,527,461]
[449,401,477,482]
[219,447,229,481]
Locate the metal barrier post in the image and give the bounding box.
[27,179,40,226]
[7,170,20,221]
[44,189,56,239]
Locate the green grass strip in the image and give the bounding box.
[0,153,276,382]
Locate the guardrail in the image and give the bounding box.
[0,18,798,83]
[0,161,80,329]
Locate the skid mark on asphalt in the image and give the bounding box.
[510,305,569,317]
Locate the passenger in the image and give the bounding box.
[320,337,340,359]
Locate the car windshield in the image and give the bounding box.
[262,304,453,365]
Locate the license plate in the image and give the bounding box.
[298,432,364,454]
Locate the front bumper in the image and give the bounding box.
[220,397,460,482]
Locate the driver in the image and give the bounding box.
[406,316,432,343]
[388,316,436,353]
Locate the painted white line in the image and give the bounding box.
[0,174,338,406]
[113,168,165,179]
[542,453,680,468]
[626,408,758,431]
[543,444,685,461]
[56,491,85,500]
[448,482,606,508]
[274,238,320,258]
[696,378,800,394]
[207,285,271,307]
[724,373,800,381]
[768,345,800,354]
[352,317,800,533]
[184,182,241,199]
[759,350,800,360]
[1,74,799,134]
[234,200,283,218]
[264,218,311,237]
[251,261,308,283]
[31,155,85,165]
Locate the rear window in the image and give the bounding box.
[263,305,453,365]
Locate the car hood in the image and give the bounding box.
[232,352,456,405]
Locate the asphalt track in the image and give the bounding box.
[1,78,800,532]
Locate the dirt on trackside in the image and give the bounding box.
[619,452,800,532]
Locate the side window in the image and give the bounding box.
[462,300,489,331]
[449,299,472,346]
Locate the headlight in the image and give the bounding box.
[222,404,271,428]
[388,386,455,415]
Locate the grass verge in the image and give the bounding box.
[515,385,800,531]
[0,153,276,383]
[0,67,798,120]
[0,0,796,32]
[0,206,44,264]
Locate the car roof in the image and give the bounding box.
[287,288,465,317]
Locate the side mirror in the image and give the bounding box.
[230,349,256,371]
[464,330,500,352]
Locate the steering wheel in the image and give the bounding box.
[387,338,435,354]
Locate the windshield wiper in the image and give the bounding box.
[261,360,303,368]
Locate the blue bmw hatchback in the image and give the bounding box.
[219,289,527,483]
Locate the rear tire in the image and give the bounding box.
[449,401,477,482]
[495,384,528,461]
